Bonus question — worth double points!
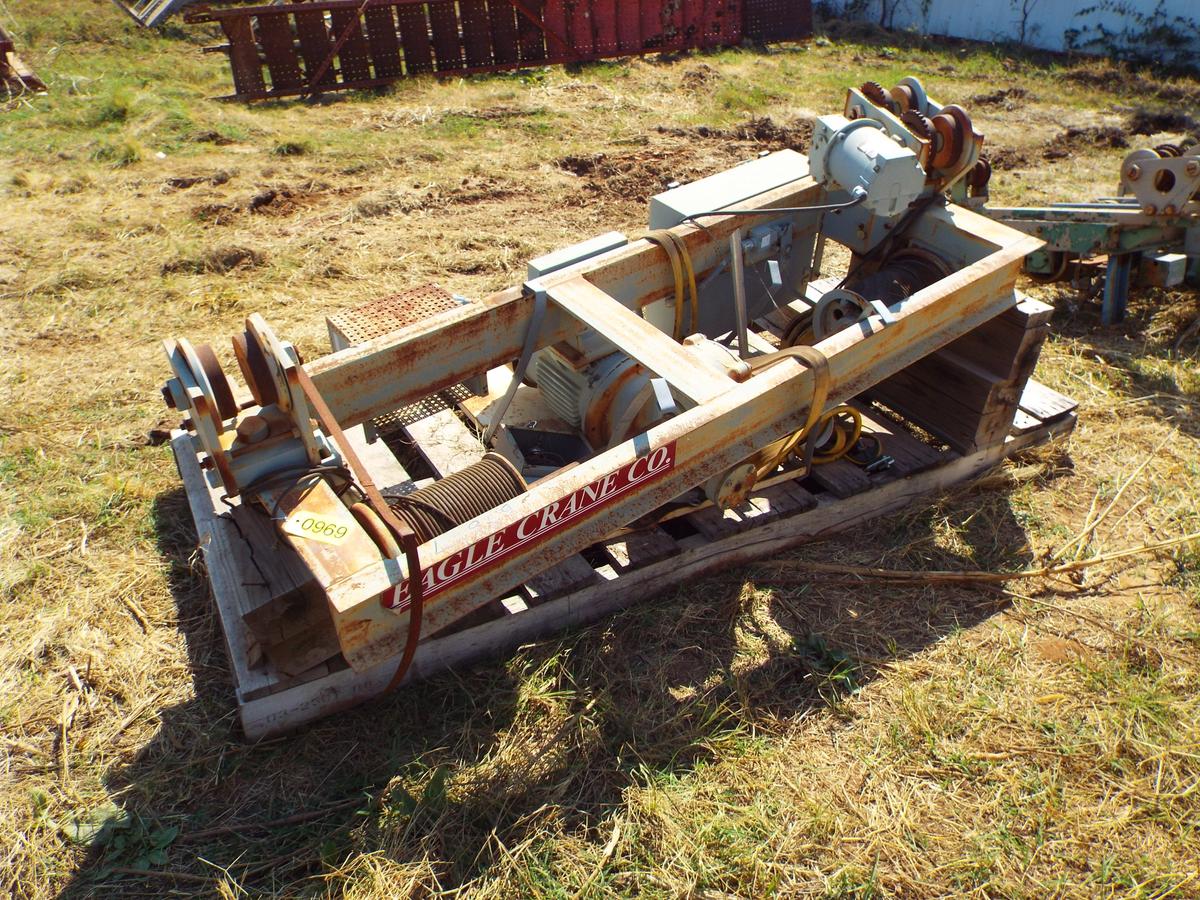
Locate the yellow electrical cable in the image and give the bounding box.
[644,230,699,341]
[746,346,830,480]
[644,230,686,340]
[811,406,863,465]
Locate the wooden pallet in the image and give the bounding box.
[172,378,1076,740]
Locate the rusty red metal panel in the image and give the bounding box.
[703,0,742,46]
[661,0,685,50]
[541,0,569,60]
[514,0,548,62]
[615,0,641,52]
[743,0,811,42]
[364,5,404,78]
[640,0,664,50]
[427,1,464,70]
[257,12,305,92]
[395,4,434,74]
[489,1,520,65]
[459,0,494,68]
[329,7,373,82]
[220,17,266,99]
[590,0,618,55]
[294,9,338,89]
[188,0,811,101]
[680,0,704,46]
[567,0,594,59]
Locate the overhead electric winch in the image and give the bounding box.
[161,78,1044,692]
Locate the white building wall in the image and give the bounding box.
[824,0,1199,68]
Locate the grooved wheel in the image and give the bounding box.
[232,329,279,408]
[930,112,962,169]
[889,83,917,114]
[193,343,239,421]
[942,104,977,171]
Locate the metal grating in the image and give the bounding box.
[328,284,462,344]
[185,0,812,102]
[328,284,475,434]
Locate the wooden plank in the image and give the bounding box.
[396,3,434,74]
[807,458,872,499]
[853,405,947,474]
[1019,380,1078,423]
[948,294,1053,379]
[405,408,484,477]
[257,12,304,92]
[603,527,679,571]
[524,554,598,603]
[363,5,404,79]
[237,412,1076,740]
[171,432,278,701]
[340,423,416,495]
[547,278,734,404]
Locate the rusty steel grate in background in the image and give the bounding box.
[186,0,813,102]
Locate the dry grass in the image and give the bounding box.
[3,2,1200,896]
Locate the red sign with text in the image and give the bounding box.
[383,441,677,611]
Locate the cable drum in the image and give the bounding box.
[385,453,527,544]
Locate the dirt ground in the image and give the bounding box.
[2,3,1200,897]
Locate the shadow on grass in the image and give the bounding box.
[60,462,1049,895]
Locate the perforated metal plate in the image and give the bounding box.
[328,284,462,344]
[328,284,476,433]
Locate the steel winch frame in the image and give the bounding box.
[163,133,1041,688]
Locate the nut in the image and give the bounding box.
[1186,160,1200,176]
[1126,165,1141,181]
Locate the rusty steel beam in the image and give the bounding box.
[184,0,813,102]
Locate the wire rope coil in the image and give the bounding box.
[386,453,527,544]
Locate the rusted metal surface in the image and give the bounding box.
[1,25,45,97]
[185,0,813,101]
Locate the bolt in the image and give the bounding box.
[1164,204,1176,216]
[1035,226,1044,235]
[1186,160,1200,176]
[1143,204,1157,215]
[1126,164,1141,181]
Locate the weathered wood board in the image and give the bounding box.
[170,381,1076,740]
